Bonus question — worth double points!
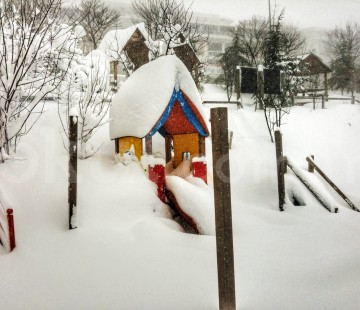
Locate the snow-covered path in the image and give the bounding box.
[1,93,360,309]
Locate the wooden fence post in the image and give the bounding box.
[113,61,118,92]
[68,114,78,230]
[291,94,295,106]
[287,160,338,213]
[235,67,240,100]
[229,131,233,150]
[257,69,264,110]
[7,209,15,251]
[308,155,315,173]
[321,95,325,109]
[275,130,286,211]
[306,156,360,212]
[211,108,236,310]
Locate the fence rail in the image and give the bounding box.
[295,95,359,105]
[203,101,242,108]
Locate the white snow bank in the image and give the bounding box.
[166,176,215,235]
[109,55,207,139]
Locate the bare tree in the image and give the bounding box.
[57,49,112,159]
[262,9,306,142]
[132,0,208,58]
[234,15,306,67]
[235,16,269,66]
[70,0,121,52]
[282,24,308,57]
[0,0,80,162]
[326,22,360,96]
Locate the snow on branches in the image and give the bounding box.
[57,49,112,159]
[0,0,83,162]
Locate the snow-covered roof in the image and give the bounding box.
[299,53,310,60]
[297,52,331,74]
[109,55,207,139]
[99,23,152,61]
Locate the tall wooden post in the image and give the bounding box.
[257,69,264,110]
[68,115,78,230]
[275,130,286,211]
[211,108,236,310]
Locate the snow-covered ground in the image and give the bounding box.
[1,85,360,309]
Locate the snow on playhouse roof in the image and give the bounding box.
[109,55,208,139]
[99,23,152,62]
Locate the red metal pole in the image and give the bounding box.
[7,209,15,251]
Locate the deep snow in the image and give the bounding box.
[0,85,360,309]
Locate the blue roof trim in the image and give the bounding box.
[147,88,208,138]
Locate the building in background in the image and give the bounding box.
[114,3,235,80]
[192,13,235,80]
[75,2,235,81]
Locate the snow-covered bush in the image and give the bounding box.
[0,0,81,162]
[58,49,112,159]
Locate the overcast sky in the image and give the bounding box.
[104,0,360,29]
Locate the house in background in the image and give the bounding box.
[109,55,209,168]
[296,53,332,97]
[173,42,201,89]
[193,13,235,80]
[99,23,152,90]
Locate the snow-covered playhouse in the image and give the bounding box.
[109,55,209,169]
[109,55,211,234]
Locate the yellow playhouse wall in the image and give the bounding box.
[173,133,200,167]
[118,137,143,160]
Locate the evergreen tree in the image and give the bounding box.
[262,9,304,140]
[215,35,249,100]
[264,11,284,70]
[326,23,360,96]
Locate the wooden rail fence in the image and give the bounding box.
[306,156,359,212]
[274,131,339,213]
[203,100,242,109]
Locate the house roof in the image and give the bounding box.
[98,23,152,61]
[109,55,208,140]
[173,43,201,70]
[297,53,331,75]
